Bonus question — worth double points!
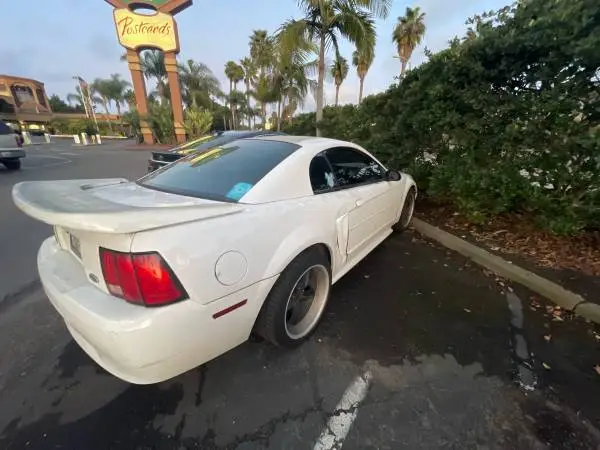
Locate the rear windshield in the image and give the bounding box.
[138,139,299,202]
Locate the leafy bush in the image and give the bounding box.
[184,107,213,139]
[285,0,600,234]
[150,103,176,143]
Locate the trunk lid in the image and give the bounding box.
[14,178,243,296]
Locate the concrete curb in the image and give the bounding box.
[412,218,600,325]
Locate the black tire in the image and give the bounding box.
[393,187,416,233]
[3,159,21,171]
[255,247,331,348]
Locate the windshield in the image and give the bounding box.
[138,139,299,202]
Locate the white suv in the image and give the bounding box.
[0,120,25,170]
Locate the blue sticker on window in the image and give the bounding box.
[226,182,253,201]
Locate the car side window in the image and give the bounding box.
[325,147,385,188]
[309,154,335,193]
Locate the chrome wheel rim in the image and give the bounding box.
[284,265,330,340]
[400,191,415,228]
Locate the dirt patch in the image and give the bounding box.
[415,197,600,304]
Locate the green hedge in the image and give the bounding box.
[284,0,600,234]
[49,118,125,137]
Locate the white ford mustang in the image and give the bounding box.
[12,135,417,384]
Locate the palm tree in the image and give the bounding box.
[224,61,244,129]
[228,90,246,130]
[330,55,349,106]
[178,59,221,109]
[277,0,390,136]
[392,7,426,78]
[249,30,274,74]
[282,97,298,125]
[252,73,278,128]
[271,33,317,130]
[91,79,112,115]
[352,43,374,103]
[106,73,131,117]
[90,79,115,131]
[123,89,136,110]
[240,57,256,128]
[140,50,168,101]
[231,64,244,92]
[66,86,85,110]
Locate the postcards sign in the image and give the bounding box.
[113,8,179,52]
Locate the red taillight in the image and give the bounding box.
[99,248,186,306]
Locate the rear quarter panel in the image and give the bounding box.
[130,194,346,310]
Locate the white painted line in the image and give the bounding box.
[313,371,372,450]
[22,155,71,169]
[59,152,79,156]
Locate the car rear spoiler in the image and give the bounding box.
[12,179,243,234]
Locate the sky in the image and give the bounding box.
[1,0,511,112]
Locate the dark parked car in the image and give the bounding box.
[147,130,288,172]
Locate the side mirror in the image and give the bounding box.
[386,170,401,182]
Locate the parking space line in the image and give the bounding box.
[313,371,372,450]
[22,155,71,169]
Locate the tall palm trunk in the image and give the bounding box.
[115,101,123,134]
[276,99,282,131]
[316,34,326,137]
[232,82,238,130]
[245,81,251,129]
[280,94,289,129]
[335,85,340,106]
[400,55,408,78]
[228,79,234,130]
[261,102,266,129]
[359,77,365,103]
[102,99,113,132]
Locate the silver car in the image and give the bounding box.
[0,120,25,170]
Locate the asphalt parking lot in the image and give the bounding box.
[0,140,599,449]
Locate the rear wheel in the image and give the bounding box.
[256,247,331,347]
[3,159,21,171]
[393,187,416,233]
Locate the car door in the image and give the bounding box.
[308,152,356,267]
[324,147,397,259]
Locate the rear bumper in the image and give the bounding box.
[0,149,25,159]
[37,237,277,384]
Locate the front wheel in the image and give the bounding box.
[255,247,331,348]
[3,159,21,171]
[393,187,416,233]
